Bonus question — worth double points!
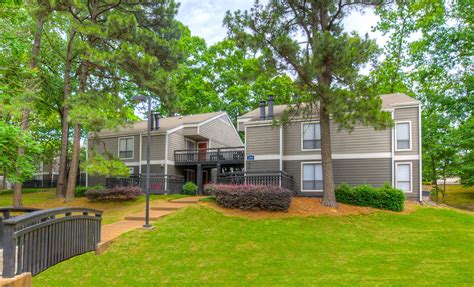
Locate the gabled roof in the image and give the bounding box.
[238,93,419,122]
[96,111,224,137]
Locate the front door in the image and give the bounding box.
[198,142,208,161]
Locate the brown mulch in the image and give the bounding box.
[200,197,418,219]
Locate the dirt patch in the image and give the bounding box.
[200,197,418,219]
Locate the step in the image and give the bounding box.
[124,215,163,221]
[150,206,181,211]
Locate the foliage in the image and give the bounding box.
[85,186,143,202]
[458,116,474,186]
[205,184,292,211]
[335,183,405,212]
[81,150,130,178]
[33,207,474,286]
[0,122,42,183]
[182,181,198,195]
[75,185,104,198]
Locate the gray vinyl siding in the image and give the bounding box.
[283,120,390,155]
[331,124,390,153]
[394,106,419,155]
[199,115,242,147]
[140,164,164,174]
[90,135,140,162]
[167,131,186,160]
[283,158,391,195]
[182,126,198,136]
[246,125,280,155]
[246,160,280,171]
[394,160,420,199]
[141,134,166,160]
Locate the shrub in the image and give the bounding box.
[335,183,405,212]
[182,182,198,195]
[75,185,103,197]
[85,186,143,201]
[204,184,292,211]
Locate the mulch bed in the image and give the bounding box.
[201,197,417,219]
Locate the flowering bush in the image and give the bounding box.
[204,184,292,211]
[85,186,143,201]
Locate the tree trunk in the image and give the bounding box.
[56,26,76,198]
[65,123,81,202]
[320,101,337,207]
[431,158,438,203]
[2,170,6,190]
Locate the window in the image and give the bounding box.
[302,123,321,150]
[396,122,411,150]
[302,163,323,191]
[128,167,134,175]
[119,137,134,159]
[396,163,411,192]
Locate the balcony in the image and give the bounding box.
[174,147,245,166]
[217,171,294,191]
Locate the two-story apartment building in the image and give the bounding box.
[87,112,244,192]
[237,93,422,201]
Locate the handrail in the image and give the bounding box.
[2,207,103,278]
[174,146,244,153]
[0,207,41,219]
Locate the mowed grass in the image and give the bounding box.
[34,205,474,286]
[0,188,186,225]
[426,184,474,211]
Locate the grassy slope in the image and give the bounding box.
[426,185,474,211]
[34,206,474,286]
[0,189,185,225]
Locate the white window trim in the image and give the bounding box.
[395,121,412,151]
[395,162,412,193]
[301,121,321,151]
[118,136,135,160]
[300,161,323,192]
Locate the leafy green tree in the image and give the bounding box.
[0,122,42,207]
[225,1,392,207]
[458,116,474,186]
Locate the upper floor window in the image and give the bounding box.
[119,137,134,159]
[302,123,321,150]
[395,122,411,150]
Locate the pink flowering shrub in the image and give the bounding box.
[204,184,292,211]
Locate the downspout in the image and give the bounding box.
[85,137,88,187]
[391,110,395,187]
[418,104,423,202]
[279,125,283,187]
[164,132,169,191]
[139,133,142,175]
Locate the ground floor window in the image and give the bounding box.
[396,163,412,192]
[302,162,323,191]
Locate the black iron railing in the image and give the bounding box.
[174,147,245,165]
[22,179,86,189]
[105,174,185,194]
[1,207,102,277]
[217,171,294,191]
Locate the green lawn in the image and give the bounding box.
[34,205,474,286]
[0,188,186,225]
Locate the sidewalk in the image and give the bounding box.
[100,196,205,245]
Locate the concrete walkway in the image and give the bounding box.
[100,196,205,245]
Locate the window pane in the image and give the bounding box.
[315,140,321,149]
[303,124,315,140]
[315,164,323,180]
[397,181,410,191]
[396,123,410,140]
[303,165,315,180]
[315,180,323,190]
[314,124,321,140]
[397,164,410,181]
[397,140,410,149]
[126,138,133,150]
[303,181,314,190]
[119,139,127,151]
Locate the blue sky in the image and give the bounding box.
[176,0,388,46]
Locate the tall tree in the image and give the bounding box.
[225,1,392,207]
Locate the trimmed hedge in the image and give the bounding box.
[335,183,405,211]
[204,184,292,211]
[75,185,103,197]
[85,186,143,201]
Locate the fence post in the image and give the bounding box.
[3,222,16,278]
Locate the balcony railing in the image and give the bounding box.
[105,174,185,194]
[217,171,294,191]
[174,147,245,165]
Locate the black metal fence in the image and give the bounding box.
[105,174,185,194]
[22,179,86,189]
[174,147,244,164]
[1,207,102,278]
[217,171,294,191]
